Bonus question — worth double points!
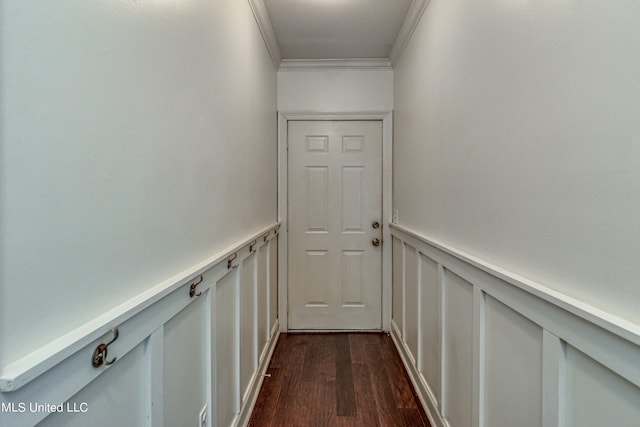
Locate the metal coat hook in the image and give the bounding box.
[249,239,257,253]
[92,328,119,368]
[262,232,270,242]
[227,253,237,269]
[189,275,204,298]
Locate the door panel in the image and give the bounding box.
[288,121,382,330]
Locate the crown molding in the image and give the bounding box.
[388,0,430,66]
[278,58,392,72]
[247,0,283,69]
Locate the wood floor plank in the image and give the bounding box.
[247,367,284,427]
[302,333,336,382]
[248,333,432,427]
[351,363,381,427]
[335,334,356,416]
[380,339,419,409]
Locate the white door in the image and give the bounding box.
[288,120,382,330]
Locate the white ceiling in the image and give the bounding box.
[263,0,414,60]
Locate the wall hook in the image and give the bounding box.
[227,253,237,269]
[189,275,204,298]
[92,327,119,368]
[262,232,270,242]
[249,239,257,253]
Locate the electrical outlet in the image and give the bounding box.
[392,209,399,224]
[199,405,207,427]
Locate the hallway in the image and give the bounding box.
[2,1,639,426]
[249,333,431,427]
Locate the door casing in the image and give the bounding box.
[277,111,393,332]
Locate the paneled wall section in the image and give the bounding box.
[390,223,640,427]
[0,225,280,427]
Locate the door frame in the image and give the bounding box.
[277,111,393,332]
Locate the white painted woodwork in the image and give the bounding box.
[247,0,282,68]
[542,330,564,427]
[0,226,279,427]
[277,112,393,332]
[279,59,391,71]
[163,298,207,427]
[269,239,278,335]
[443,271,474,427]
[565,346,640,427]
[484,296,542,427]
[240,253,257,402]
[418,253,440,407]
[37,344,147,427]
[388,0,431,66]
[393,0,640,328]
[389,223,640,427]
[392,237,404,336]
[288,121,382,330]
[216,270,240,427]
[257,245,269,359]
[404,245,419,363]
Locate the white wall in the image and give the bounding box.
[0,0,276,372]
[278,68,393,112]
[393,0,640,326]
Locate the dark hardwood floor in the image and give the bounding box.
[248,333,432,427]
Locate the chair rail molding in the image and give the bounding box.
[0,223,281,427]
[389,222,640,427]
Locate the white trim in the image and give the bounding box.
[0,223,281,393]
[388,0,430,66]
[389,223,640,346]
[237,325,280,427]
[278,58,392,72]
[390,223,640,427]
[277,111,393,332]
[247,0,282,69]
[542,330,565,427]
[146,327,164,427]
[277,114,289,331]
[391,320,448,427]
[472,287,486,427]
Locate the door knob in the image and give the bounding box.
[372,238,381,247]
[372,221,380,229]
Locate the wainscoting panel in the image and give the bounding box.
[564,345,640,427]
[404,245,419,364]
[216,270,240,427]
[443,270,474,427]
[0,223,280,427]
[392,237,404,336]
[240,253,257,403]
[418,253,440,409]
[164,296,208,427]
[257,245,269,362]
[37,342,147,427]
[390,223,640,427]
[484,295,542,427]
[269,239,278,339]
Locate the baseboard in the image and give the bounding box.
[237,322,280,427]
[390,321,448,427]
